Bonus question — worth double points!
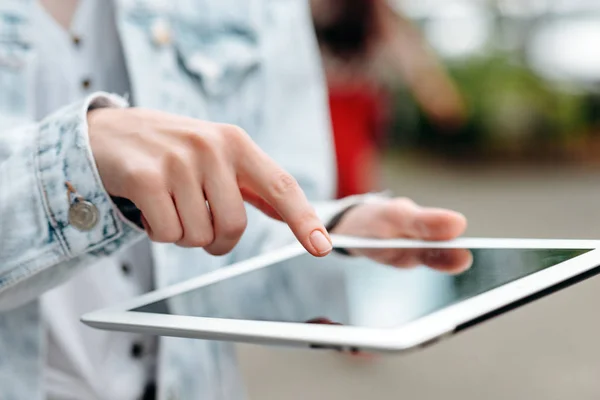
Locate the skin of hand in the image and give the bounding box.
[87,107,333,257]
[329,197,472,274]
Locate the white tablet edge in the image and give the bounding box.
[82,237,600,352]
[332,235,600,249]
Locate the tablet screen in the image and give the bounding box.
[134,248,591,329]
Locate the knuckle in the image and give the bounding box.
[195,234,215,248]
[392,197,417,209]
[163,147,193,176]
[179,231,215,248]
[219,124,250,152]
[220,124,248,141]
[187,129,221,158]
[270,172,299,198]
[205,248,226,257]
[150,226,183,243]
[384,197,418,219]
[205,243,236,257]
[292,209,318,226]
[219,215,248,241]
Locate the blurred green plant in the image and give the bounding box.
[390,52,595,159]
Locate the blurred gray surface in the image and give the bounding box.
[237,156,600,400]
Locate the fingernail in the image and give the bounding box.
[310,230,332,255]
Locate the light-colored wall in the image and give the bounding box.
[238,156,600,400]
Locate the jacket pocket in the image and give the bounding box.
[171,0,263,97]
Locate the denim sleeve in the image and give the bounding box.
[0,92,142,311]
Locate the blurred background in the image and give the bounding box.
[237,0,600,399]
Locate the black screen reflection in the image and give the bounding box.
[134,248,589,329]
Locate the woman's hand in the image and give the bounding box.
[330,197,471,273]
[88,107,332,257]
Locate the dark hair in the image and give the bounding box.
[314,0,377,61]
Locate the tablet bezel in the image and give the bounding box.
[81,237,600,352]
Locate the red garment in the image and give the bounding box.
[328,82,388,199]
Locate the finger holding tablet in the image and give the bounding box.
[329,197,472,273]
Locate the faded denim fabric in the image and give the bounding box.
[0,0,350,399]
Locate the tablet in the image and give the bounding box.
[82,237,600,353]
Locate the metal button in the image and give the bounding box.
[81,78,92,90]
[121,262,132,276]
[151,18,171,46]
[131,341,144,359]
[71,34,81,47]
[68,200,99,231]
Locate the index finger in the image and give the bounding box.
[237,147,332,257]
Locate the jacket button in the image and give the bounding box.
[151,18,171,46]
[130,341,145,358]
[121,262,132,276]
[68,200,99,231]
[71,34,82,47]
[81,78,92,90]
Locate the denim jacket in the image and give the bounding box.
[0,1,364,399]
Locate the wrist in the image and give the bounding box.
[86,92,129,141]
[327,204,364,256]
[327,204,359,235]
[87,107,118,142]
[327,192,392,236]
